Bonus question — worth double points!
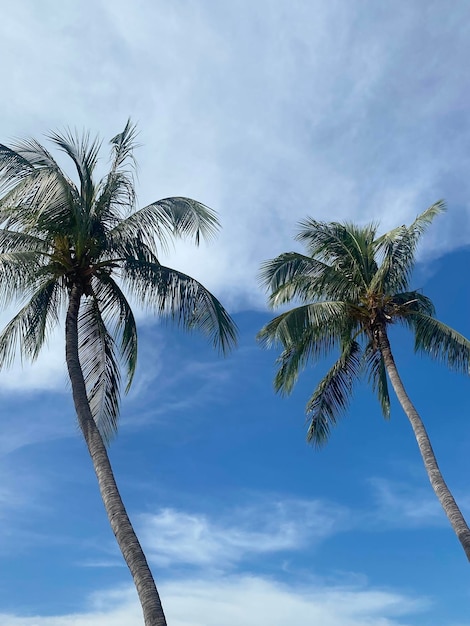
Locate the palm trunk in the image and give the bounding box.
[65,284,167,625]
[377,325,470,561]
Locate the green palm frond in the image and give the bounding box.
[391,291,435,317]
[0,278,62,367]
[48,129,101,210]
[296,219,378,289]
[93,121,138,225]
[259,252,359,306]
[258,301,349,349]
[122,258,237,354]
[305,339,362,446]
[0,144,35,193]
[78,294,121,443]
[406,312,470,373]
[258,302,352,394]
[141,197,220,245]
[109,119,139,173]
[92,272,138,392]
[372,201,445,293]
[0,168,72,234]
[364,342,390,418]
[0,251,49,307]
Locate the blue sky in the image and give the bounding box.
[1,1,470,624]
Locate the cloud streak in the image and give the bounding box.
[0,575,429,626]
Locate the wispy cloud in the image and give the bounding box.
[3,1,470,313]
[138,498,347,569]
[0,574,429,626]
[367,477,470,529]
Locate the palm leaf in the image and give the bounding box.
[92,272,138,392]
[305,339,362,446]
[78,294,121,443]
[122,258,237,354]
[364,342,390,418]
[406,312,470,373]
[372,201,445,294]
[0,278,62,367]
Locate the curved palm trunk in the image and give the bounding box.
[65,285,167,625]
[377,326,470,561]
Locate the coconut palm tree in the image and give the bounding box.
[258,202,470,560]
[0,121,237,625]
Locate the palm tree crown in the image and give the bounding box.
[0,121,237,441]
[259,202,470,443]
[258,202,470,560]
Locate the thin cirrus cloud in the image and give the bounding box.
[137,499,348,569]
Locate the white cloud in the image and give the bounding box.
[138,498,347,568]
[0,575,428,626]
[2,0,470,314]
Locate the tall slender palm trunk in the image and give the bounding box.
[65,285,167,626]
[377,326,470,561]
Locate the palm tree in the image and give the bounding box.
[0,121,237,625]
[258,202,470,560]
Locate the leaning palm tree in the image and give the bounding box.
[0,121,237,625]
[258,202,470,560]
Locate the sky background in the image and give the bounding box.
[1,1,470,624]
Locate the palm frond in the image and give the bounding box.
[47,129,101,211]
[305,339,362,446]
[364,342,390,418]
[122,259,237,354]
[258,301,349,350]
[406,312,470,373]
[139,197,219,246]
[0,278,62,367]
[92,272,138,392]
[78,294,121,443]
[372,201,446,294]
[296,219,378,290]
[0,144,35,194]
[109,119,139,173]
[93,120,139,224]
[0,251,49,307]
[391,291,435,317]
[258,302,352,394]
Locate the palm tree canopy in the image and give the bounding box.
[0,121,237,442]
[258,202,470,446]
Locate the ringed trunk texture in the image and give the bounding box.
[377,325,470,561]
[65,285,167,626]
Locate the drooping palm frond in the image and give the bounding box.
[0,168,73,236]
[78,294,121,443]
[92,272,138,392]
[0,251,50,307]
[405,312,470,373]
[305,339,362,446]
[258,301,349,349]
[364,342,390,418]
[258,302,353,394]
[122,258,237,354]
[0,278,62,366]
